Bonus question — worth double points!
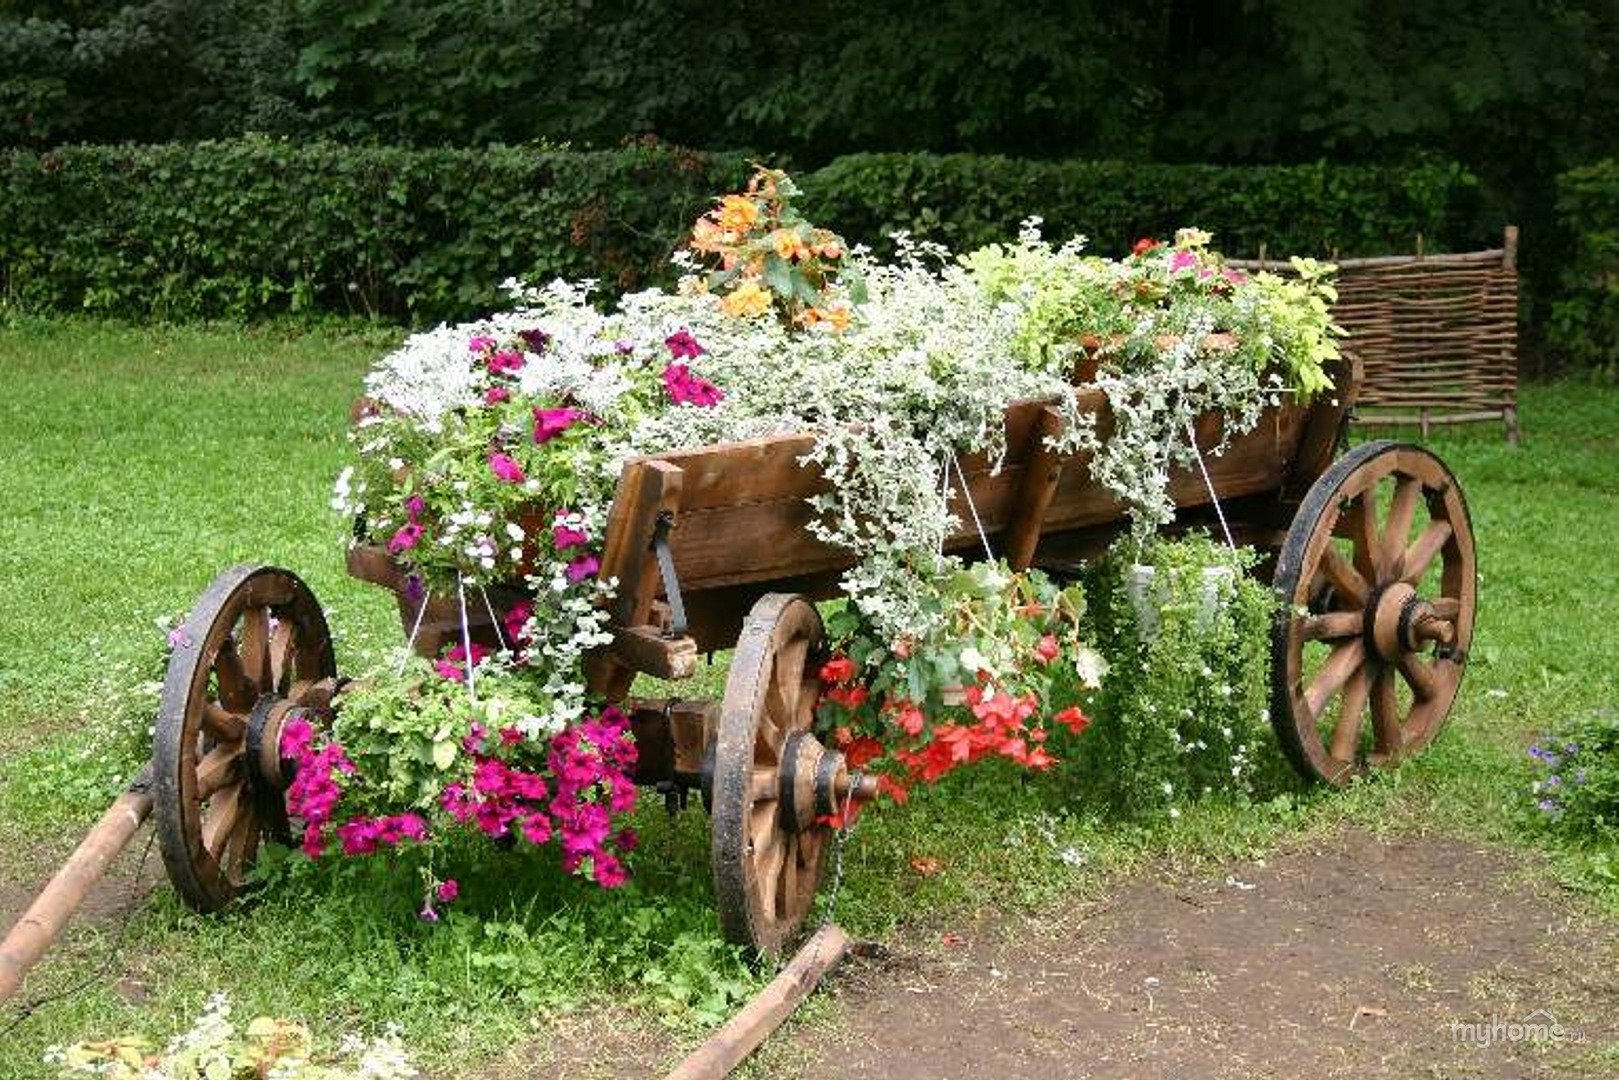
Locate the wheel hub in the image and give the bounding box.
[1367,582,1455,662]
[777,732,879,833]
[245,695,312,793]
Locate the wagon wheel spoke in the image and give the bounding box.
[1382,476,1422,572]
[240,608,273,695]
[1429,597,1462,620]
[1304,640,1365,720]
[196,743,243,799]
[200,783,248,860]
[212,638,254,712]
[223,811,261,884]
[1400,521,1453,585]
[1301,610,1363,642]
[1317,546,1369,609]
[1398,652,1438,702]
[268,618,296,693]
[201,701,246,743]
[1328,663,1371,763]
[748,768,777,803]
[777,832,800,918]
[1370,665,1404,758]
[1344,495,1383,582]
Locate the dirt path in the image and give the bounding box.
[749,829,1617,1079]
[9,828,1616,1078]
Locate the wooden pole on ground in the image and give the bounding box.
[663,923,853,1080]
[0,770,153,1006]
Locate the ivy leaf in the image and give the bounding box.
[431,739,458,771]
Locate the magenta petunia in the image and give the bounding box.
[502,599,532,643]
[489,451,526,483]
[551,516,588,550]
[661,363,724,407]
[664,329,706,359]
[488,350,524,375]
[468,335,497,354]
[435,642,491,683]
[520,813,552,845]
[565,553,601,583]
[388,522,424,555]
[435,878,460,904]
[484,386,510,406]
[533,406,585,444]
[593,852,629,889]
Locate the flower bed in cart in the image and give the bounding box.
[312,169,1341,909]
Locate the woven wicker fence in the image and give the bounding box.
[1232,227,1520,444]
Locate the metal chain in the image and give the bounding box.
[0,826,157,1039]
[820,771,863,928]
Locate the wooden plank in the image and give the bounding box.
[599,459,684,628]
[1,770,154,1006]
[1284,355,1359,500]
[610,625,699,680]
[662,924,853,1080]
[1002,405,1067,571]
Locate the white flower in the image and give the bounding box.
[1072,646,1108,689]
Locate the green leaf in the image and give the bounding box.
[431,739,457,771]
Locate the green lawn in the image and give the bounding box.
[0,317,1615,1075]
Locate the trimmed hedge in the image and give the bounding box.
[0,140,1485,325]
[0,139,749,324]
[799,154,1485,261]
[1551,161,1619,372]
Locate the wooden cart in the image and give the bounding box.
[0,356,1478,998]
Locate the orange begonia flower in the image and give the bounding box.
[720,281,772,318]
[771,228,810,262]
[716,195,761,233]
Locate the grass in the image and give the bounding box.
[0,316,1615,1076]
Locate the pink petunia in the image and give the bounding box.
[1168,250,1200,273]
[489,452,526,483]
[520,813,552,845]
[388,522,424,555]
[435,642,491,683]
[664,329,706,359]
[551,514,588,551]
[488,350,524,375]
[435,878,460,904]
[468,335,497,354]
[483,386,510,406]
[502,599,532,643]
[661,363,724,407]
[533,406,585,445]
[565,554,600,583]
[593,852,629,888]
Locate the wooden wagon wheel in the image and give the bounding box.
[154,565,338,911]
[1271,441,1476,786]
[709,594,842,958]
